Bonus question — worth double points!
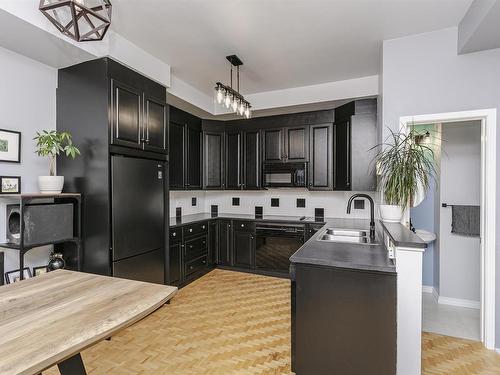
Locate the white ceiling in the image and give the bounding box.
[112,0,472,97]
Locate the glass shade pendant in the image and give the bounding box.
[224,92,231,108]
[216,86,224,104]
[214,55,251,118]
[231,96,238,112]
[39,0,112,42]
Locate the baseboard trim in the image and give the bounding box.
[422,285,439,301]
[438,296,480,310]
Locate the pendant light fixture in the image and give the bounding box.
[39,0,112,42]
[215,55,252,119]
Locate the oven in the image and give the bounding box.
[255,222,305,274]
[262,162,307,188]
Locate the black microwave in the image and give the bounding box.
[262,162,307,188]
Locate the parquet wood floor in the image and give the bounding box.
[422,332,500,374]
[43,269,500,374]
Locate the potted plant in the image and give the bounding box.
[34,130,80,194]
[373,128,436,222]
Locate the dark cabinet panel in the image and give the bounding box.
[169,241,182,285]
[186,125,202,189]
[285,126,309,162]
[218,219,232,266]
[233,230,255,268]
[226,131,242,189]
[292,264,396,374]
[334,120,351,190]
[309,124,333,190]
[111,80,142,149]
[143,95,167,153]
[208,220,218,266]
[243,130,260,189]
[169,121,185,189]
[262,128,284,162]
[203,131,225,189]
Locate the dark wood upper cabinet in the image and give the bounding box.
[243,130,260,189]
[262,126,308,163]
[169,106,202,190]
[110,80,142,149]
[143,95,168,153]
[203,131,225,189]
[186,124,202,189]
[334,120,350,190]
[169,121,185,190]
[309,123,333,190]
[225,131,242,189]
[334,99,377,191]
[262,128,284,162]
[285,126,309,162]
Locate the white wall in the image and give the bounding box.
[0,45,57,275]
[170,190,376,220]
[381,26,500,346]
[439,121,481,302]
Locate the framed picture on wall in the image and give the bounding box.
[5,268,32,284]
[0,129,21,163]
[0,176,21,194]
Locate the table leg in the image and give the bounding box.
[57,353,86,375]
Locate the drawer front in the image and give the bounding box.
[233,220,255,232]
[183,221,209,238]
[185,235,208,261]
[170,228,182,242]
[185,256,208,277]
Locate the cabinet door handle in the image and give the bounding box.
[241,224,245,227]
[202,225,206,229]
[189,245,193,249]
[190,265,194,270]
[202,260,206,265]
[172,232,176,237]
[202,241,206,245]
[189,228,193,233]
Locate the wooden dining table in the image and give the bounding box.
[0,269,177,375]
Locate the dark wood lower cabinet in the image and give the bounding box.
[218,219,232,266]
[168,221,210,287]
[291,263,396,375]
[168,241,182,286]
[232,221,256,268]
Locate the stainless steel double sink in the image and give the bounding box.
[316,228,379,245]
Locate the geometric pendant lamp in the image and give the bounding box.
[39,0,112,42]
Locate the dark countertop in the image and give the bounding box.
[169,213,324,227]
[290,218,396,274]
[169,213,424,274]
[379,220,427,249]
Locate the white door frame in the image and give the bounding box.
[400,108,496,350]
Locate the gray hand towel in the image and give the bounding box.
[451,205,480,237]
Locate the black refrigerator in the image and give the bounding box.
[111,155,166,284]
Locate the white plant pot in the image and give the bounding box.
[379,204,404,223]
[38,176,64,194]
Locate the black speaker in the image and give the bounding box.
[6,204,74,246]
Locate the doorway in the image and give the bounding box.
[412,121,482,341]
[400,108,496,350]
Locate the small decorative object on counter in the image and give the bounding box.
[48,252,65,271]
[34,130,80,194]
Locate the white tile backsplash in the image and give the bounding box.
[170,189,377,220]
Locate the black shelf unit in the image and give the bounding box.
[0,193,82,280]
